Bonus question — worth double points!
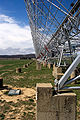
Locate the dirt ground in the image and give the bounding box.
[0,85,36,103]
[0,85,36,120]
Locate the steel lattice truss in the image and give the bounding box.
[24,0,80,63]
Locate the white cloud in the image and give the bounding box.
[0,14,15,24]
[0,14,35,55]
[0,47,35,55]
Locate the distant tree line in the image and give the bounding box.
[0,54,36,60]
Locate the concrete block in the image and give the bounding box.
[48,63,53,69]
[55,67,62,73]
[70,71,75,79]
[52,71,54,76]
[36,62,41,70]
[52,66,63,79]
[37,83,53,112]
[16,68,21,73]
[43,62,47,67]
[70,71,76,84]
[37,112,56,120]
[23,64,28,68]
[53,64,56,71]
[36,83,76,120]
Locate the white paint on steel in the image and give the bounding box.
[58,54,80,90]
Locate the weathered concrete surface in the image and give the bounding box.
[70,71,76,84]
[70,71,75,79]
[43,62,47,67]
[48,63,53,69]
[36,83,76,120]
[16,68,21,73]
[52,65,63,79]
[23,64,28,68]
[36,62,41,70]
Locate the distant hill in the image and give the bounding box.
[0,54,36,60]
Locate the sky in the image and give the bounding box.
[0,0,34,55]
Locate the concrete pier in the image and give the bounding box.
[36,62,41,70]
[52,64,63,79]
[23,64,28,68]
[70,71,76,79]
[16,68,21,73]
[36,83,76,120]
[48,63,53,69]
[43,62,47,67]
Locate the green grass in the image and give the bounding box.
[0,59,54,88]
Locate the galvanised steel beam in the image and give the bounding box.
[47,0,80,46]
[58,54,80,90]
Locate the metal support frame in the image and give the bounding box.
[54,54,80,91]
[25,0,80,60]
[63,75,80,87]
[25,0,80,92]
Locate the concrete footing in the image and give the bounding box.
[70,71,75,79]
[36,83,76,120]
[23,64,28,68]
[48,63,53,69]
[52,64,63,79]
[26,64,29,67]
[16,68,21,73]
[70,71,76,84]
[36,62,41,70]
[43,62,47,67]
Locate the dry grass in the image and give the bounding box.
[0,85,36,120]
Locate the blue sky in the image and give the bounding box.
[0,0,29,26]
[0,0,34,55]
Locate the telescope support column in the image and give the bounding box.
[36,83,76,120]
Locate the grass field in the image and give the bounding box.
[0,59,80,120]
[0,59,53,87]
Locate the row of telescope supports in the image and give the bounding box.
[36,60,76,81]
[52,63,76,81]
[36,61,53,70]
[36,60,78,120]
